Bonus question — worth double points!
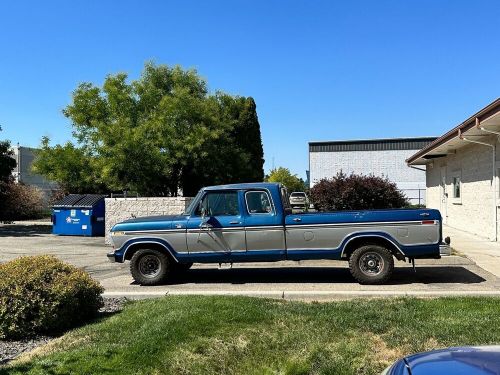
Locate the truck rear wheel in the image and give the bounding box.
[130,249,171,285]
[348,244,394,284]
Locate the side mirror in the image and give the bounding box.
[201,206,207,219]
[198,201,206,218]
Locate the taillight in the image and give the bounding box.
[421,220,436,225]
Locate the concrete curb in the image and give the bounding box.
[103,289,500,300]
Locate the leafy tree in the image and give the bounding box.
[0,182,45,221]
[33,63,265,196]
[0,127,16,183]
[33,137,105,193]
[310,171,408,211]
[265,167,306,192]
[0,128,46,221]
[179,94,265,196]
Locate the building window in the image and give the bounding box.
[453,176,461,199]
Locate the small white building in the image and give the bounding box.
[309,137,436,205]
[407,98,500,241]
[12,145,58,197]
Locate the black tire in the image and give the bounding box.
[348,244,394,285]
[130,249,171,285]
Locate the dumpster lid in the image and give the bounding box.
[53,194,107,208]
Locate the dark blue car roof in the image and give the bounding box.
[388,346,500,375]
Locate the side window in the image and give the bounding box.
[246,191,274,214]
[280,187,291,211]
[196,192,240,216]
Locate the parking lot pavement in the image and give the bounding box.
[1,223,500,300]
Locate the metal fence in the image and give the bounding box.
[403,188,426,206]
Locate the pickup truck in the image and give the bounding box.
[108,182,451,285]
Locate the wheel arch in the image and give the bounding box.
[123,240,179,263]
[341,234,406,261]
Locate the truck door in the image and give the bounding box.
[243,190,286,252]
[186,190,246,253]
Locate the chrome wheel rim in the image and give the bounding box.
[138,255,161,278]
[359,252,384,276]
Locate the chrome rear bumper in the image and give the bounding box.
[439,237,451,256]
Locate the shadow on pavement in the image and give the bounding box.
[0,225,52,237]
[149,266,487,286]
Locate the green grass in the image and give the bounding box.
[3,296,500,375]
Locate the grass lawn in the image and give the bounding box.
[3,296,500,375]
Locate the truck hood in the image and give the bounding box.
[111,214,186,232]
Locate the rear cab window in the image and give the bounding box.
[245,190,274,215]
[280,186,292,212]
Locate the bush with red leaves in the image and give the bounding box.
[310,171,408,211]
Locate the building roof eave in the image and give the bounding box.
[407,98,500,165]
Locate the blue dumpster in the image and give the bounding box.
[52,194,106,236]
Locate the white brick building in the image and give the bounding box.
[309,137,436,205]
[407,98,500,241]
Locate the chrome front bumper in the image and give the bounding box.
[107,251,117,262]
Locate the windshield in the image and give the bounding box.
[291,192,306,197]
[183,190,203,215]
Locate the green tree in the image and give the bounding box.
[33,63,265,196]
[265,167,306,192]
[0,127,16,183]
[33,137,104,193]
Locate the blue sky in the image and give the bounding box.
[1,1,499,179]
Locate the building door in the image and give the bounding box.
[440,166,448,224]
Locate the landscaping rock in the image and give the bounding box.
[99,297,128,314]
[0,297,127,365]
[0,336,50,365]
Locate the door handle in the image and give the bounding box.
[293,218,302,222]
[229,221,240,225]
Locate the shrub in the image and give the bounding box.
[310,171,408,211]
[0,255,104,339]
[0,181,47,221]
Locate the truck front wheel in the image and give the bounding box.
[348,245,394,284]
[130,249,171,285]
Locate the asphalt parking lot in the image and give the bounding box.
[1,223,500,300]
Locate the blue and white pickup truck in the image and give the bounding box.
[108,182,451,285]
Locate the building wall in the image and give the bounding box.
[104,197,194,244]
[12,146,58,196]
[309,149,427,204]
[425,136,499,240]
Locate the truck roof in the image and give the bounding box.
[203,182,282,191]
